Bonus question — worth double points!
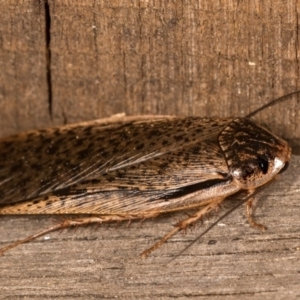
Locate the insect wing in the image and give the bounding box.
[0,117,233,213]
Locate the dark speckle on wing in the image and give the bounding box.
[0,117,232,211]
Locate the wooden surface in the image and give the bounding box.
[0,1,299,148]
[0,156,299,299]
[0,0,300,299]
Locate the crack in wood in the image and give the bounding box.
[44,0,53,119]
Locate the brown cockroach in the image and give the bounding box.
[0,91,298,257]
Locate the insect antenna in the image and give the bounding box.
[246,90,300,118]
[167,183,272,263]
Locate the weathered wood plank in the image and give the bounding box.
[0,155,299,298]
[0,1,299,147]
[0,0,300,298]
[0,0,51,137]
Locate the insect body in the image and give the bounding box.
[0,91,295,257]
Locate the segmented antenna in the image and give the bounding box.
[246,90,300,118]
[168,180,274,261]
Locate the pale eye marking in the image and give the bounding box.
[273,157,285,173]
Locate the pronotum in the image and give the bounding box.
[0,91,298,257]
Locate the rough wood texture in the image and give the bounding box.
[0,0,300,299]
[0,1,51,135]
[0,156,299,299]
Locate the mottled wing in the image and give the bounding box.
[0,117,233,211]
[1,139,232,214]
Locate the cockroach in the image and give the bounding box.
[0,91,298,257]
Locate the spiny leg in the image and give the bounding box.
[246,197,267,232]
[0,214,158,256]
[0,222,69,255]
[140,197,225,258]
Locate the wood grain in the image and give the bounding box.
[0,1,299,147]
[0,155,299,299]
[0,1,51,136]
[0,0,300,298]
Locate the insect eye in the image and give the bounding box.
[257,155,269,174]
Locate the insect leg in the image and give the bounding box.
[246,197,267,232]
[141,197,225,258]
[0,222,65,255]
[0,213,159,256]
